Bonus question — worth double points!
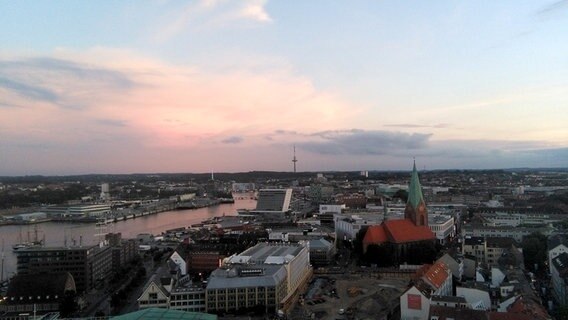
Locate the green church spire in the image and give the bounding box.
[407,160,424,209]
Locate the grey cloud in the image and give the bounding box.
[0,77,59,103]
[298,130,431,155]
[536,0,568,15]
[96,119,127,127]
[384,123,449,129]
[221,136,244,144]
[519,147,568,161]
[0,57,137,108]
[274,129,299,135]
[0,57,135,90]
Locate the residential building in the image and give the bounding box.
[485,237,516,267]
[437,253,464,281]
[548,234,568,270]
[462,237,486,265]
[551,252,568,306]
[170,250,189,276]
[461,237,517,267]
[400,261,453,320]
[138,275,171,309]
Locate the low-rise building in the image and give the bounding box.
[138,275,171,309]
[400,261,453,320]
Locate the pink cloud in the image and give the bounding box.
[0,49,360,173]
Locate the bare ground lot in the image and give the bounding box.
[291,273,407,320]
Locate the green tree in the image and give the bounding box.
[557,305,568,320]
[522,233,547,273]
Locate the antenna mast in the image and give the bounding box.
[292,145,298,173]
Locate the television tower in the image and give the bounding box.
[292,145,298,173]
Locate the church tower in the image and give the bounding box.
[405,161,428,226]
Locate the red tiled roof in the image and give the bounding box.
[506,296,550,320]
[430,305,489,320]
[383,219,435,244]
[412,264,432,281]
[363,225,389,246]
[488,312,533,320]
[363,219,435,248]
[423,261,449,289]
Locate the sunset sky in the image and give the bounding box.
[1,1,567,175]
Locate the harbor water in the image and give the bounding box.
[0,196,256,281]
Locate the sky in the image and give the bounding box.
[0,0,567,175]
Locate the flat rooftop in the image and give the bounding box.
[207,264,287,289]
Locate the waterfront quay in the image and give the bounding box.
[0,197,257,280]
[0,197,225,226]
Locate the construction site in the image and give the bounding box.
[289,271,409,320]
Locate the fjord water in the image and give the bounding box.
[0,197,257,280]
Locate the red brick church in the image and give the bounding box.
[363,162,435,257]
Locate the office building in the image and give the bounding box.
[206,242,311,314]
[255,189,292,212]
[15,244,112,293]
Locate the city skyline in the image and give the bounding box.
[1,1,567,175]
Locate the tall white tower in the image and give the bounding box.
[100,183,110,201]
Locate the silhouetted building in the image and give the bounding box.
[0,272,76,318]
[15,244,112,293]
[105,233,139,271]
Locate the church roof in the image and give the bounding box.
[363,225,389,244]
[407,161,425,209]
[363,219,435,245]
[383,219,435,243]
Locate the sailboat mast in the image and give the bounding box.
[1,238,4,282]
